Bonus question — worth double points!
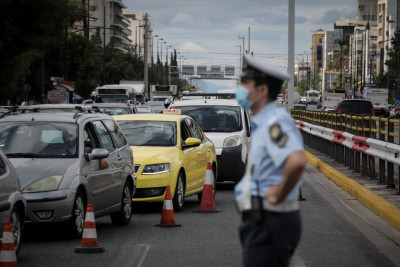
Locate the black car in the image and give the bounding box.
[335,100,375,115]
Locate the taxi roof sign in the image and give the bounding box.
[163,108,181,115]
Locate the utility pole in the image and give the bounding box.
[248,27,251,55]
[103,5,106,85]
[143,13,149,100]
[288,0,295,109]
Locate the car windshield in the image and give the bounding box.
[339,101,373,115]
[146,101,164,106]
[175,105,242,132]
[95,95,128,103]
[0,122,78,158]
[294,105,306,110]
[136,107,153,113]
[117,120,176,146]
[99,107,131,115]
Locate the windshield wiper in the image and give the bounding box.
[6,153,43,158]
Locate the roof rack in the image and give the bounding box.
[73,105,102,119]
[0,106,21,118]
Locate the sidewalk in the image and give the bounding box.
[305,146,400,231]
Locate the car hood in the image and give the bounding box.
[10,158,77,188]
[204,132,241,149]
[132,146,178,165]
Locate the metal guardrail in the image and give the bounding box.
[291,110,400,195]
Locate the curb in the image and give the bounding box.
[305,151,400,231]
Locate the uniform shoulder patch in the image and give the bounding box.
[269,123,287,148]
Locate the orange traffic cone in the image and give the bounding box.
[74,204,105,253]
[155,186,181,227]
[0,221,17,267]
[194,162,221,213]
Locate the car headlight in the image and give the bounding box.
[142,163,170,175]
[22,175,63,193]
[223,135,242,148]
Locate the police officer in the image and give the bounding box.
[235,55,306,267]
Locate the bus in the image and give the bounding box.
[306,90,320,105]
[95,84,136,103]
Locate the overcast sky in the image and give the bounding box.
[124,0,357,90]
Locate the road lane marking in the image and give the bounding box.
[129,244,151,267]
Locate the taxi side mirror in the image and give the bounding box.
[85,148,109,161]
[183,137,201,148]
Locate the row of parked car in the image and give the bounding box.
[0,97,251,254]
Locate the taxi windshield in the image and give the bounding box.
[117,120,176,146]
[175,106,242,132]
[0,122,78,158]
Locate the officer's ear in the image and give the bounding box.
[257,83,270,100]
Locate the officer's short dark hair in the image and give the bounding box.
[254,76,284,101]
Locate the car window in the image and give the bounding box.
[0,122,78,158]
[98,107,131,115]
[181,120,191,141]
[117,120,176,146]
[185,118,203,141]
[92,121,115,151]
[103,119,127,149]
[176,105,242,132]
[83,123,100,152]
[0,156,6,176]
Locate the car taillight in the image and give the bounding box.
[372,108,375,115]
[337,107,341,113]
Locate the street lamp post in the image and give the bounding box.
[157,38,163,84]
[236,44,242,73]
[238,35,245,62]
[160,41,166,84]
[135,24,144,55]
[152,34,158,64]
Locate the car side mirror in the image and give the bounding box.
[183,137,201,148]
[85,148,109,161]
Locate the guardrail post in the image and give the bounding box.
[378,116,387,184]
[361,115,368,176]
[387,116,395,188]
[368,115,376,179]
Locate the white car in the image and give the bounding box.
[169,99,251,183]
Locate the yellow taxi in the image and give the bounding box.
[114,109,217,211]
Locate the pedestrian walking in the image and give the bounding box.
[235,55,307,267]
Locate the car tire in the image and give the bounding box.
[68,190,86,239]
[10,206,23,255]
[197,166,216,202]
[173,172,185,212]
[110,181,132,225]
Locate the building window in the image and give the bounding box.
[379,28,383,35]
[379,15,382,23]
[359,5,365,11]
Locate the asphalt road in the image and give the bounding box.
[17,165,400,267]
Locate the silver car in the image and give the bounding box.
[0,149,26,254]
[0,112,136,237]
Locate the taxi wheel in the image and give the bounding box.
[10,206,23,255]
[197,166,217,202]
[173,172,185,212]
[68,190,86,238]
[110,181,132,225]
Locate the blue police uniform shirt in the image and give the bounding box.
[235,102,304,203]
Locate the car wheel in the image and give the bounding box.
[173,172,185,212]
[110,181,132,225]
[10,206,23,255]
[69,190,86,238]
[197,166,216,202]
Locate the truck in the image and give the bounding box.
[95,84,136,103]
[119,80,146,104]
[362,87,388,116]
[150,85,177,102]
[322,92,345,109]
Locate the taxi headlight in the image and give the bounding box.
[223,135,242,148]
[22,175,63,193]
[142,163,170,175]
